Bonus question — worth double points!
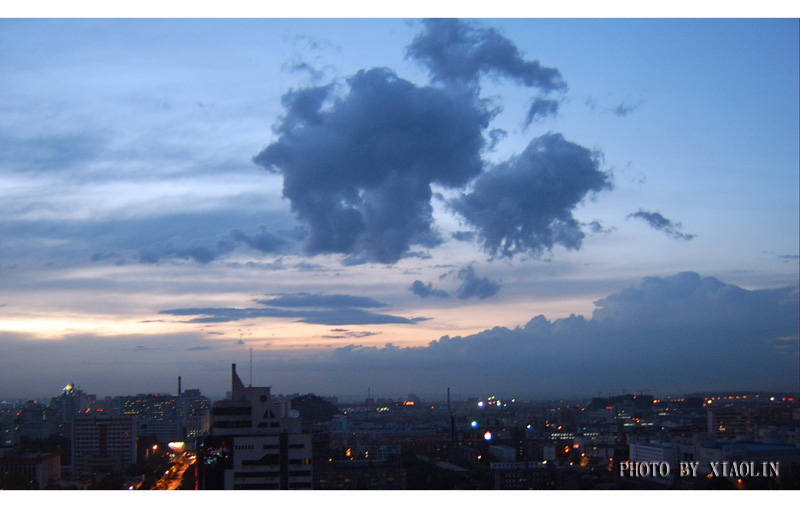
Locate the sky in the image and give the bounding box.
[0,15,798,402]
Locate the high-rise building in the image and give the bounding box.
[180,389,211,440]
[114,393,183,442]
[199,364,312,489]
[71,412,137,475]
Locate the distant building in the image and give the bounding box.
[200,364,312,489]
[71,412,137,475]
[0,448,61,489]
[15,400,59,441]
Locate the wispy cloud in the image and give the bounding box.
[454,265,501,300]
[627,209,696,241]
[409,280,450,299]
[407,18,566,92]
[160,293,423,326]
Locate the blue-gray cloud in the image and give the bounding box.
[406,18,566,93]
[230,226,289,254]
[160,293,422,326]
[320,329,380,340]
[253,19,599,266]
[525,97,560,126]
[256,293,387,309]
[450,133,612,258]
[328,272,799,397]
[411,265,500,300]
[627,209,696,241]
[454,265,501,300]
[584,220,614,235]
[139,240,237,265]
[253,67,490,264]
[409,280,450,299]
[451,231,475,242]
[132,225,299,265]
[613,100,644,117]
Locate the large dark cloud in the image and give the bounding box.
[406,18,566,92]
[627,209,696,241]
[327,273,799,397]
[254,67,491,263]
[450,133,612,258]
[252,19,603,266]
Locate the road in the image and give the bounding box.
[152,452,193,490]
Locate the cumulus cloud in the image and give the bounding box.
[450,133,611,258]
[254,67,490,264]
[254,19,604,266]
[327,273,799,396]
[627,209,696,241]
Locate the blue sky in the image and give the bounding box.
[0,16,797,401]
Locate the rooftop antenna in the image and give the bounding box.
[249,346,253,387]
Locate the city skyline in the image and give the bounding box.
[0,17,798,401]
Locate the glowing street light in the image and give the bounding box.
[483,431,492,441]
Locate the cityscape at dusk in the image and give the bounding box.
[0,11,799,491]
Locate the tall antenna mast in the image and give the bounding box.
[249,346,253,387]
